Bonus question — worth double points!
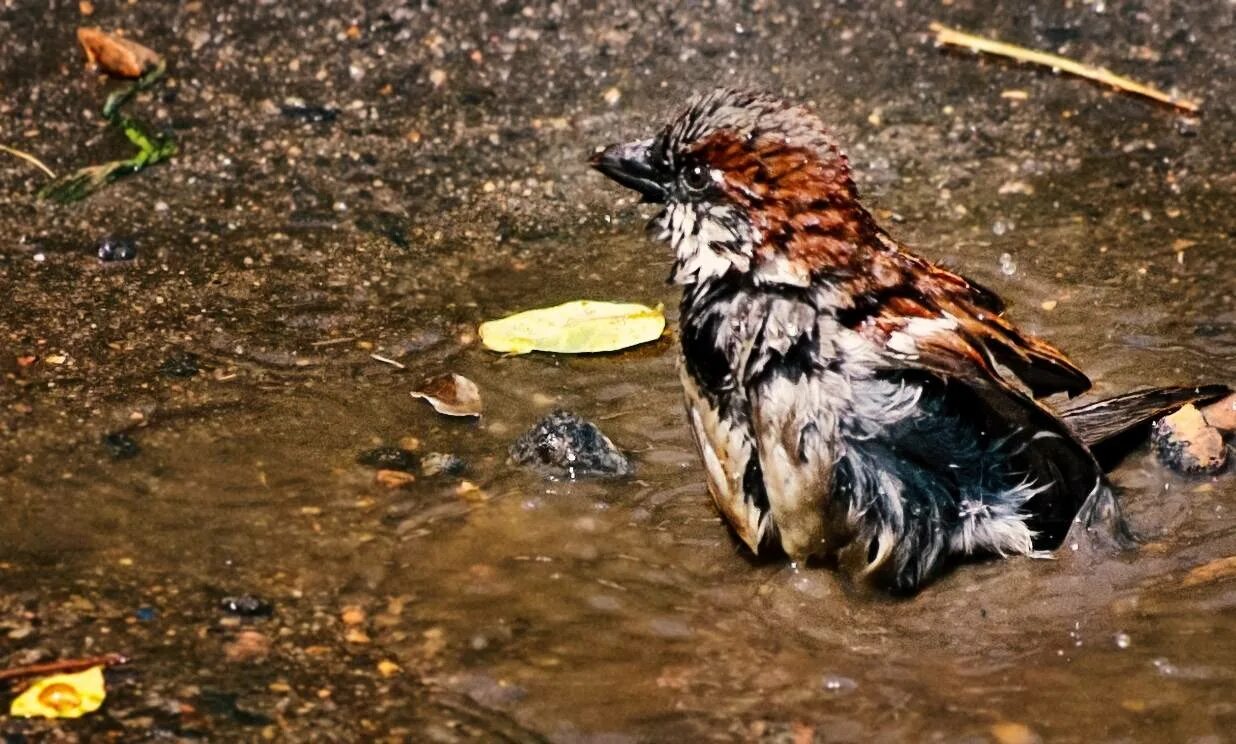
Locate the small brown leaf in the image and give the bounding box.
[1182,556,1236,587]
[76,27,161,79]
[374,469,415,489]
[411,373,482,417]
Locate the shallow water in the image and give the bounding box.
[2,0,1234,740]
[3,222,1232,742]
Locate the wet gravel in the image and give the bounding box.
[2,0,1234,740]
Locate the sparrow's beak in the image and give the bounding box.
[589,138,668,203]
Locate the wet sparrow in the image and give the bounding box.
[591,88,1226,591]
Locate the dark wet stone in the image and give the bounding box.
[279,104,338,123]
[1176,118,1201,138]
[198,690,273,726]
[509,410,633,478]
[1038,26,1081,46]
[357,446,419,472]
[219,595,273,618]
[97,236,137,262]
[102,431,140,459]
[357,211,410,249]
[421,452,466,477]
[160,351,200,378]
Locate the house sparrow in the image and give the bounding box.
[590,88,1228,591]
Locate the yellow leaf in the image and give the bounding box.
[479,300,665,355]
[10,666,106,719]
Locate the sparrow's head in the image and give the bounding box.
[591,88,874,286]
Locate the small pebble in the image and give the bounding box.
[357,447,419,472]
[97,236,137,262]
[421,452,466,476]
[219,595,274,618]
[160,351,200,378]
[224,629,272,663]
[102,431,140,459]
[279,104,338,123]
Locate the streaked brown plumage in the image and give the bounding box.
[590,89,1227,590]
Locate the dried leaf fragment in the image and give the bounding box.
[1182,556,1236,587]
[10,666,106,719]
[77,27,161,78]
[411,373,482,417]
[374,469,416,489]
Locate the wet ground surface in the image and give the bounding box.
[2,0,1234,740]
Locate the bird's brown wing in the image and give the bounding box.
[679,364,771,553]
[855,242,1093,398]
[935,293,1091,398]
[848,233,1092,399]
[855,297,1107,547]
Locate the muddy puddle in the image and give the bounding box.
[2,218,1232,741]
[2,0,1234,741]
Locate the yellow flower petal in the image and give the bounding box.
[10,666,106,719]
[479,300,665,355]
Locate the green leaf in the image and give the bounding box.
[38,59,173,204]
[479,300,665,355]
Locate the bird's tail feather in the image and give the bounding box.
[1060,384,1230,448]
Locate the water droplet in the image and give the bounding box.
[1114,632,1131,649]
[999,252,1017,275]
[1152,657,1177,676]
[38,682,82,713]
[992,219,1014,236]
[821,674,857,693]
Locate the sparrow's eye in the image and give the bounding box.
[683,163,712,192]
